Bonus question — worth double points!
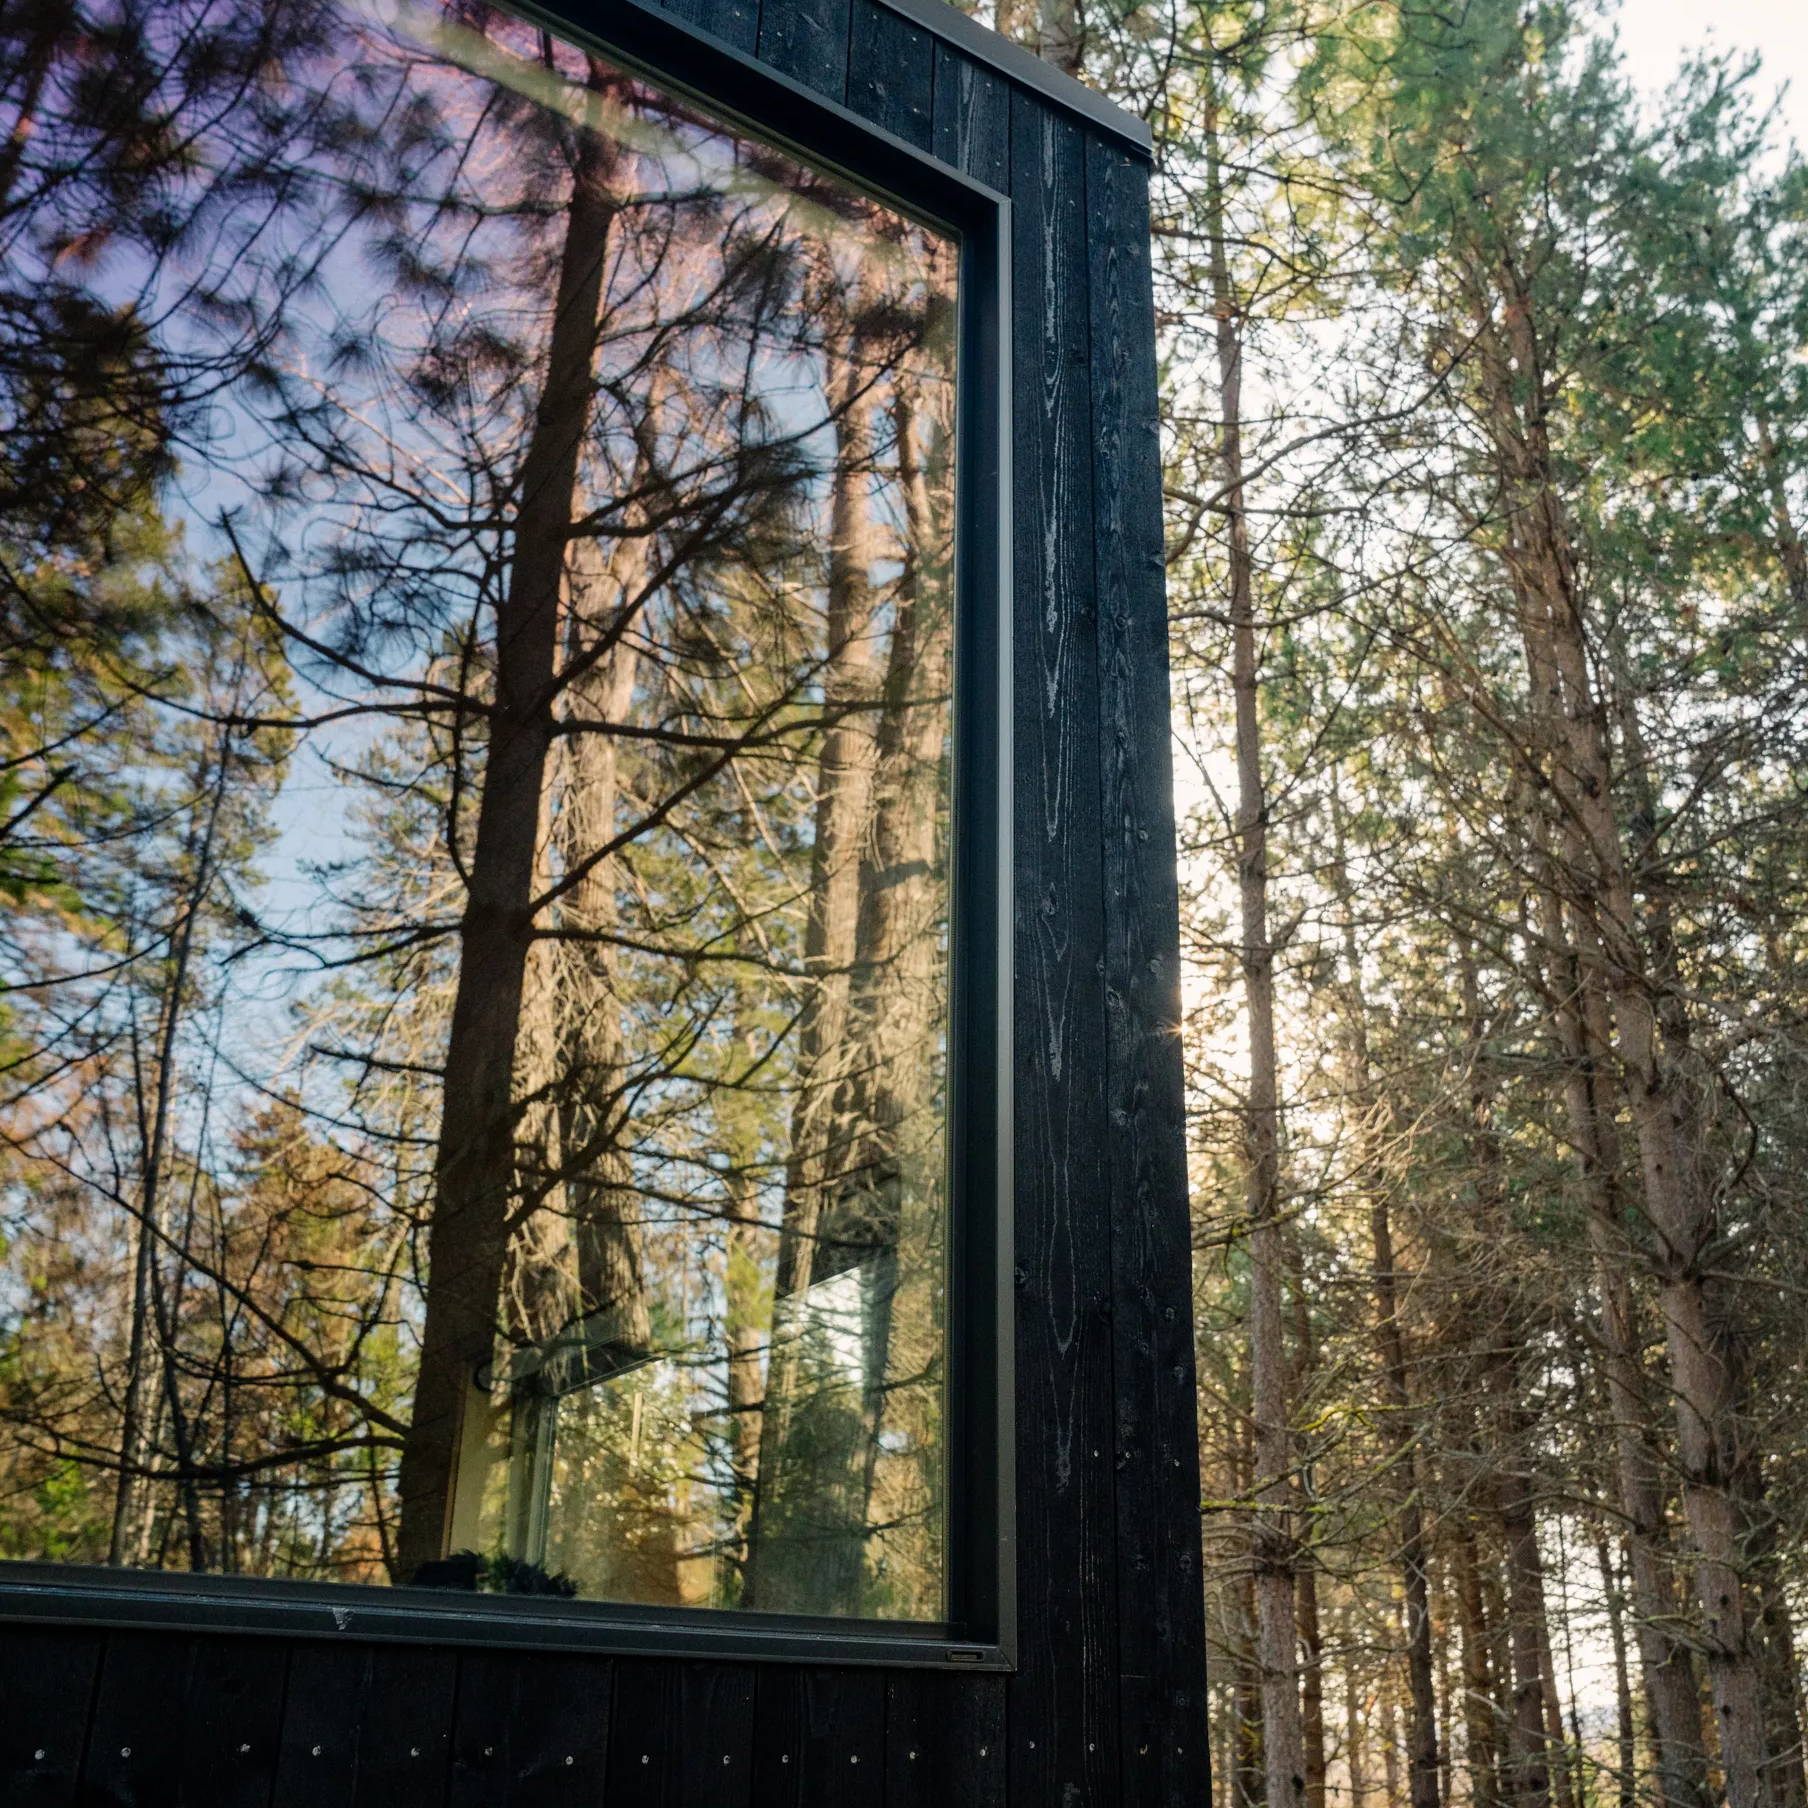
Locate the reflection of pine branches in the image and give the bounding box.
[3,0,958,1605]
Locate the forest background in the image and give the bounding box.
[958,3,1808,1808]
[4,1,1808,1808]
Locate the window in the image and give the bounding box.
[0,0,990,1637]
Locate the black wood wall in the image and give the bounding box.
[0,2,1208,1801]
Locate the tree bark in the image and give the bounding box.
[1519,650,1709,1808]
[1596,1533,1639,1808]
[1206,100,1306,1808]
[1333,797,1440,1808]
[1476,262,1776,1808]
[743,281,886,1613]
[394,74,621,1581]
[1453,1521,1505,1808]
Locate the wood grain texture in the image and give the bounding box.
[755,0,851,100]
[1004,86,1121,1808]
[79,1632,198,1807]
[271,1642,456,1807]
[176,1635,290,1808]
[848,2,934,151]
[931,44,1010,189]
[605,1658,755,1808]
[657,0,760,52]
[1086,135,1212,1808]
[0,16,1203,1808]
[348,1644,457,1805]
[0,1627,103,1807]
[752,1665,886,1807]
[885,1670,1006,1808]
[449,1649,610,1807]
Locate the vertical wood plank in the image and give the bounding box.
[0,1627,103,1806]
[931,46,1010,189]
[886,1670,1006,1808]
[657,0,759,53]
[177,1635,290,1808]
[1005,88,1121,1808]
[450,1650,610,1807]
[752,1666,885,1807]
[271,1644,370,1808]
[755,0,851,100]
[274,1643,455,1808]
[1087,134,1212,1808]
[79,1632,197,1806]
[606,1659,755,1807]
[848,1,934,151]
[348,1644,456,1806]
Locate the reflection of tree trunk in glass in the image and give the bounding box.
[839,371,954,1613]
[555,532,676,1605]
[557,530,650,1366]
[111,729,233,1571]
[505,789,576,1353]
[722,1162,766,1589]
[394,73,621,1582]
[743,296,884,1614]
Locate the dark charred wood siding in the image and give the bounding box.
[0,2,1205,1802]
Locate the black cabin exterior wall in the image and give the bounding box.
[0,2,1208,1802]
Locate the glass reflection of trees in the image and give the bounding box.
[0,0,956,1623]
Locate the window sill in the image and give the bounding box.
[0,1561,1013,1671]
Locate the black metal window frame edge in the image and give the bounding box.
[0,0,1017,1676]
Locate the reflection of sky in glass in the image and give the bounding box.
[57,0,951,1087]
[5,0,957,1615]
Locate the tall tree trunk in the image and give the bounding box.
[394,77,621,1580]
[1732,1447,1808,1808]
[722,1162,766,1585]
[1456,951,1552,1808]
[1480,273,1775,1808]
[1298,1495,1330,1808]
[743,284,885,1613]
[1754,413,1808,614]
[1287,1229,1329,1808]
[1522,670,1708,1808]
[1494,1432,1554,1808]
[1454,1521,1505,1808]
[1236,1565,1269,1808]
[556,529,650,1363]
[110,721,235,1570]
[1370,1185,1443,1808]
[838,365,957,1601]
[1535,1590,1576,1808]
[1596,1533,1639,1808]
[1206,101,1306,1808]
[1333,797,1440,1808]
[1349,1668,1371,1808]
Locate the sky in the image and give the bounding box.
[1612,0,1808,137]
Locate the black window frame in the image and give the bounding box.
[0,0,1015,1674]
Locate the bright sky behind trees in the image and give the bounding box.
[1618,0,1808,135]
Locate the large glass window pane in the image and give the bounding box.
[0,0,957,1622]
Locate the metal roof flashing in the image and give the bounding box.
[878,0,1153,157]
